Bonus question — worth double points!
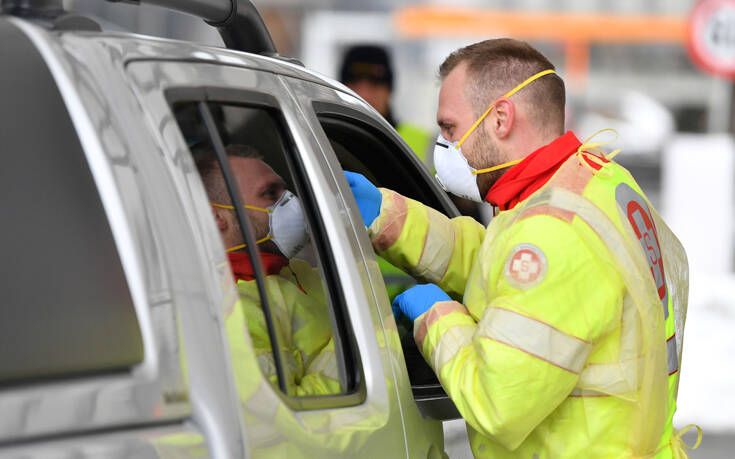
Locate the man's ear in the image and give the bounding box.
[492,98,515,139]
[213,208,229,232]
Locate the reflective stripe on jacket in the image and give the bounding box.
[369,154,687,458]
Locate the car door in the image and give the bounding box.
[0,17,227,458]
[282,78,462,451]
[125,57,444,458]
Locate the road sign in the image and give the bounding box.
[687,0,735,78]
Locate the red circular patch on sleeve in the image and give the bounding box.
[504,243,548,289]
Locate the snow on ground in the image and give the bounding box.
[674,272,735,433]
[661,136,735,434]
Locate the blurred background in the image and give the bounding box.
[64,0,735,456]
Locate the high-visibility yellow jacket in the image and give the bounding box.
[236,258,341,397]
[369,153,688,458]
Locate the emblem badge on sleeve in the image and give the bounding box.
[504,243,548,289]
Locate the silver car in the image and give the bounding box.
[0,1,462,457]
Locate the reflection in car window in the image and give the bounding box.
[173,101,349,398]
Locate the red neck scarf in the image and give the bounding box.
[486,131,603,211]
[228,252,289,282]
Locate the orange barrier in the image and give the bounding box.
[394,6,687,44]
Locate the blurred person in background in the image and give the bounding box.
[339,44,432,164]
[345,38,694,458]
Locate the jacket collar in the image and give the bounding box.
[228,251,289,282]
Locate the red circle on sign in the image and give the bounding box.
[687,0,735,79]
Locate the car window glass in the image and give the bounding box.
[172,100,356,399]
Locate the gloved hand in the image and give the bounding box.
[344,171,382,227]
[392,283,452,322]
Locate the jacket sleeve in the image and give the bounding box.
[413,215,623,450]
[368,188,486,298]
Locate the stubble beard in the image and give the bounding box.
[234,212,280,256]
[468,124,505,198]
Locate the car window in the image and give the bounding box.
[313,109,451,391]
[170,98,360,403]
[317,116,449,210]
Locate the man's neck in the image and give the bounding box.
[501,129,562,163]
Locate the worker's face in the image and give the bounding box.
[437,63,476,144]
[347,79,391,117]
[437,63,502,195]
[229,157,286,252]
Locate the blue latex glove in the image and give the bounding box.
[392,283,452,322]
[344,171,382,227]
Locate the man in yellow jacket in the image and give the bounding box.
[198,145,340,397]
[345,39,695,457]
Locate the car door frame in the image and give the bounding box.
[124,57,437,458]
[304,97,463,420]
[281,77,458,450]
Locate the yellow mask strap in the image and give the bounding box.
[471,158,523,175]
[457,69,557,149]
[211,203,275,252]
[574,128,622,177]
[225,235,275,253]
[212,203,274,214]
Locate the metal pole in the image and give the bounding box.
[198,101,288,395]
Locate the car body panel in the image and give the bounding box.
[0,424,208,459]
[1,18,246,457]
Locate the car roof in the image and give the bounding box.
[2,14,395,156]
[5,16,355,96]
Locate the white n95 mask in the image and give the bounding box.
[434,134,482,202]
[267,190,309,259]
[213,190,309,259]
